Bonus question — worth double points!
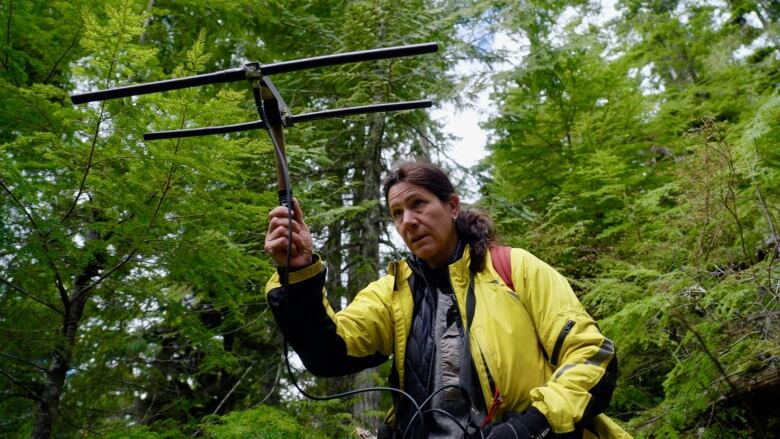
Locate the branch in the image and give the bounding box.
[396,114,471,175]
[252,360,282,408]
[0,368,41,402]
[214,362,254,415]
[53,269,69,308]
[671,312,737,392]
[0,352,47,372]
[62,24,125,222]
[68,66,192,300]
[60,101,105,223]
[0,275,62,315]
[0,177,69,303]
[3,0,12,70]
[0,177,40,230]
[752,172,779,248]
[67,362,163,394]
[75,248,138,301]
[42,21,83,84]
[532,128,566,157]
[671,311,764,433]
[0,410,31,428]
[153,167,176,219]
[147,102,189,227]
[138,0,156,44]
[54,405,99,435]
[191,362,256,438]
[217,311,268,336]
[378,237,400,250]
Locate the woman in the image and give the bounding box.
[264,161,630,438]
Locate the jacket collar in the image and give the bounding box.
[388,240,472,286]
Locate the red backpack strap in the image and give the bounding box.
[489,245,514,292]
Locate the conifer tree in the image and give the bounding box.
[483,1,780,436]
[2,0,474,436]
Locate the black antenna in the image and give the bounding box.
[70,42,439,206]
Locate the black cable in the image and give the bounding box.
[421,409,477,438]
[280,340,426,428]
[401,384,481,439]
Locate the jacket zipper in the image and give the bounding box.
[479,346,497,396]
[448,272,497,408]
[551,320,575,366]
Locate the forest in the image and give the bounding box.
[1,0,778,437]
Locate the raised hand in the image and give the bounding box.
[264,199,314,269]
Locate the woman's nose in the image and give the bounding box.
[401,210,418,227]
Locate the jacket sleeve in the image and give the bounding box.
[513,249,618,434]
[265,256,394,377]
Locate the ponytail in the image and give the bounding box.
[456,209,496,273]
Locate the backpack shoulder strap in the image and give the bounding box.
[489,245,514,292]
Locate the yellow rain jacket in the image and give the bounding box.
[266,246,631,437]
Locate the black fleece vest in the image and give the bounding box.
[393,242,481,437]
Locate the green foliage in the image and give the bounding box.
[483,0,780,436]
[1,0,282,436]
[285,398,358,439]
[1,0,471,436]
[100,422,188,439]
[203,406,309,439]
[3,0,779,437]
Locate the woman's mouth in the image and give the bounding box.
[411,234,427,244]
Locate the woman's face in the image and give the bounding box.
[387,182,460,268]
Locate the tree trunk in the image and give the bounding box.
[324,215,345,311]
[31,230,103,439]
[350,111,386,430]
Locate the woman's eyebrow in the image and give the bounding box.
[390,193,413,207]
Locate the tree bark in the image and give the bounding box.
[31,230,103,439]
[324,212,345,312]
[350,111,386,430]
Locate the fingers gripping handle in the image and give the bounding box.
[267,122,292,207]
[278,190,293,208]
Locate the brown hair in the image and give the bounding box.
[382,161,495,272]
